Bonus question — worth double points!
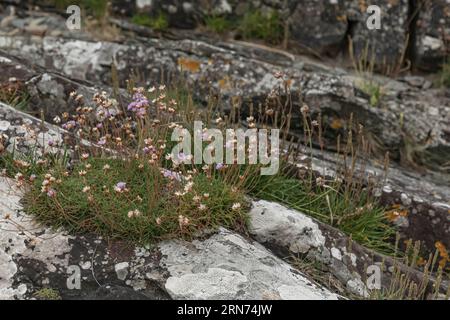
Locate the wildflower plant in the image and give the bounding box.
[21,86,250,244]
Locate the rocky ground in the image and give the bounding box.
[0,1,449,300]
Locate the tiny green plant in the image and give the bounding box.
[131,12,169,31]
[359,80,383,107]
[439,59,450,88]
[204,15,234,34]
[34,288,61,300]
[0,81,29,111]
[348,39,383,107]
[237,10,284,45]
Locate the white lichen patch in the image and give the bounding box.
[0,177,72,300]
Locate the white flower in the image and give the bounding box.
[82,186,91,193]
[178,214,189,227]
[14,172,24,181]
[127,209,142,218]
[232,203,241,211]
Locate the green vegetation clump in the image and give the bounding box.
[34,288,61,300]
[203,9,284,44]
[0,81,29,110]
[439,59,450,88]
[250,174,394,254]
[204,15,234,34]
[131,12,169,31]
[24,158,246,243]
[237,10,284,44]
[358,80,383,107]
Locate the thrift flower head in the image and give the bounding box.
[178,215,189,228]
[47,189,56,198]
[215,163,224,170]
[114,182,127,193]
[232,203,241,211]
[162,169,181,181]
[127,209,142,218]
[127,88,149,118]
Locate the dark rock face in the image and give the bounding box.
[5,0,448,68]
[288,0,348,56]
[415,0,450,71]
[346,0,410,67]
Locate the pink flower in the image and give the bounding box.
[114,182,127,193]
[47,189,56,198]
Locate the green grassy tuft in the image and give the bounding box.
[439,59,450,88]
[237,10,284,44]
[131,12,169,31]
[358,80,383,107]
[205,15,234,34]
[34,288,61,300]
[249,174,395,255]
[22,158,247,244]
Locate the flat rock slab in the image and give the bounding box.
[159,228,339,300]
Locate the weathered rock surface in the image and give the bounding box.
[0,50,126,121]
[1,34,449,172]
[160,228,339,300]
[415,0,450,71]
[344,0,410,66]
[295,146,450,259]
[4,0,448,68]
[248,200,449,298]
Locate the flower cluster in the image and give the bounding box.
[40,173,61,198]
[127,87,149,118]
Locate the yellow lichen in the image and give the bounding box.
[177,57,201,73]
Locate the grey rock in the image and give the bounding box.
[415,0,450,71]
[288,0,347,56]
[114,262,129,281]
[159,228,339,300]
[248,199,449,297]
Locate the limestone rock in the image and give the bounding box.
[159,228,340,300]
